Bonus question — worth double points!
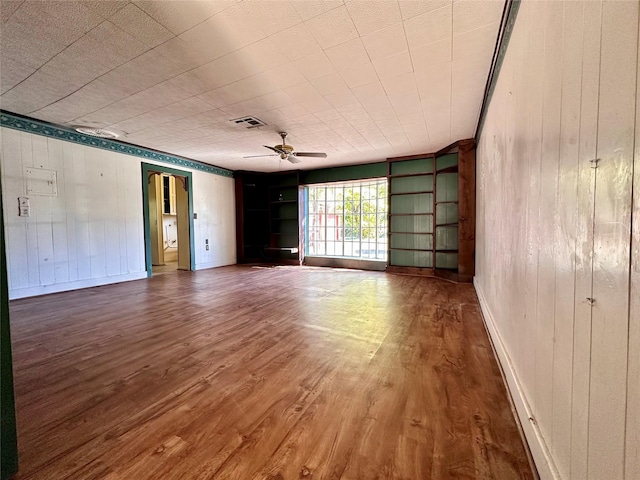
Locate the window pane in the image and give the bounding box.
[305,178,387,261]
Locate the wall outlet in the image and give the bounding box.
[205,245,209,251]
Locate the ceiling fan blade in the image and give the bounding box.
[286,154,302,164]
[263,145,281,153]
[243,154,279,158]
[294,152,327,158]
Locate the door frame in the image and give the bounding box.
[141,163,195,276]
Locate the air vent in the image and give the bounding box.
[74,127,119,139]
[230,116,267,129]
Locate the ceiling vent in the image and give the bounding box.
[74,126,119,139]
[230,116,267,129]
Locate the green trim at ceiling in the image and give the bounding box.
[300,162,387,185]
[0,111,233,178]
[475,0,522,141]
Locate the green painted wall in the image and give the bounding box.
[300,162,387,185]
[1,181,18,479]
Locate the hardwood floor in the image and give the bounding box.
[9,266,534,480]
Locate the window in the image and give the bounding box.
[306,178,387,260]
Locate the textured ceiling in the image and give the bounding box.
[0,0,503,172]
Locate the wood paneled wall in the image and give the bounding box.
[0,128,236,299]
[475,1,639,479]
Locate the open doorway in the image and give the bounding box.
[142,163,195,276]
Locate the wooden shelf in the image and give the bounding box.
[389,190,434,196]
[388,172,433,179]
[386,144,475,281]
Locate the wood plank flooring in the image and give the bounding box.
[9,265,534,479]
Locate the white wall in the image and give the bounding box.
[0,127,236,299]
[475,1,639,479]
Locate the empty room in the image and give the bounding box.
[0,1,638,479]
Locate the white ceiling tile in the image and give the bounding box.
[361,22,407,60]
[311,73,349,96]
[453,0,504,35]
[0,0,499,171]
[193,51,258,91]
[152,37,209,71]
[1,1,97,69]
[134,1,234,35]
[372,51,413,80]
[169,70,211,96]
[81,1,128,20]
[238,39,289,74]
[404,4,452,51]
[411,39,452,72]
[326,38,370,71]
[346,1,402,36]
[99,50,187,96]
[39,22,145,89]
[270,23,323,62]
[109,3,174,48]
[89,20,149,60]
[0,57,34,95]
[0,70,80,114]
[274,102,310,118]
[453,21,499,60]
[252,90,295,111]
[111,97,214,134]
[293,1,343,21]
[324,89,361,109]
[209,2,270,49]
[293,52,337,80]
[177,16,237,64]
[351,81,393,112]
[399,0,451,21]
[29,79,131,124]
[339,63,378,89]
[380,71,417,96]
[1,0,23,23]
[305,5,359,49]
[243,0,302,36]
[284,82,333,113]
[258,64,306,90]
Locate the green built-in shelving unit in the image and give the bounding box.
[388,157,435,268]
[387,151,463,276]
[268,172,301,264]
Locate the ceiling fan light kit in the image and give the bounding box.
[244,132,327,164]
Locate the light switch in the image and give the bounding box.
[18,197,30,217]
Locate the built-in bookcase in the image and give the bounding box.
[268,172,300,264]
[235,170,301,265]
[235,172,270,263]
[388,157,435,268]
[386,139,475,281]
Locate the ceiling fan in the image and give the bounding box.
[243,132,327,164]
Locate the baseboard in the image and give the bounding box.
[474,279,560,480]
[9,272,147,300]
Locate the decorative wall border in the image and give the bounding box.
[0,111,233,178]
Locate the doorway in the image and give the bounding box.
[142,163,195,276]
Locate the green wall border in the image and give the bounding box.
[475,0,522,141]
[0,111,233,178]
[141,163,195,276]
[299,161,387,185]
[0,180,18,480]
